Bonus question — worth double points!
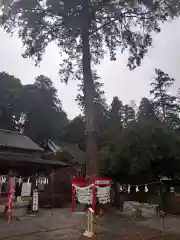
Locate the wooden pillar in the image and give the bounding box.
[7,170,15,223]
[72,184,75,212]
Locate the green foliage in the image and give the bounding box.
[20,75,68,143]
[62,115,85,144]
[122,104,135,127]
[100,71,180,180]
[109,97,123,127]
[101,119,180,181]
[103,97,136,146]
[137,97,155,121]
[150,69,180,129]
[0,71,68,144]
[35,75,61,110]
[0,72,22,130]
[3,0,180,74]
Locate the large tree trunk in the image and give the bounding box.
[82,0,98,177]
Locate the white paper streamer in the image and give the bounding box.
[96,186,111,204]
[43,178,46,185]
[0,176,6,184]
[136,185,139,192]
[74,184,92,204]
[18,177,22,185]
[118,184,123,192]
[0,175,49,185]
[116,181,167,193]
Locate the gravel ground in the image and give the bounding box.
[93,214,180,240]
[0,208,180,240]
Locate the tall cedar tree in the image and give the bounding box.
[2,0,180,176]
[19,75,68,142]
[105,96,123,144]
[122,104,135,127]
[150,69,180,129]
[137,97,155,121]
[109,97,123,127]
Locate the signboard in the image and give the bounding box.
[21,182,31,197]
[32,189,38,211]
[95,180,111,185]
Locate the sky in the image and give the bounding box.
[0,18,180,119]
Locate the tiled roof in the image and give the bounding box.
[0,129,43,151]
[0,152,70,166]
[60,143,85,165]
[49,140,85,165]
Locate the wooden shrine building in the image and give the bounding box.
[0,129,75,208]
[0,129,70,174]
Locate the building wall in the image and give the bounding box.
[39,165,81,208]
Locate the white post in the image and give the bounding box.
[83,207,94,238]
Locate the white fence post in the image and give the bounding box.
[83,207,94,238]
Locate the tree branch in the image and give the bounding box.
[89,18,116,36]
[89,9,153,36]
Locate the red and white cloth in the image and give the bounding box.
[8,177,15,214]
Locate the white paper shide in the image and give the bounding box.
[96,186,111,204]
[74,185,92,204]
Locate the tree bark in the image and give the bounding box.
[82,0,98,177]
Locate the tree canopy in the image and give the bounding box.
[110,120,180,180]
[150,69,180,129]
[0,72,68,143]
[0,71,22,130]
[98,69,180,181]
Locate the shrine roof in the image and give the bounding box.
[47,140,85,165]
[0,129,43,152]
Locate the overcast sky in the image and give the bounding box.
[0,18,180,119]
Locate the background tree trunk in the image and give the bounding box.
[82,0,98,177]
